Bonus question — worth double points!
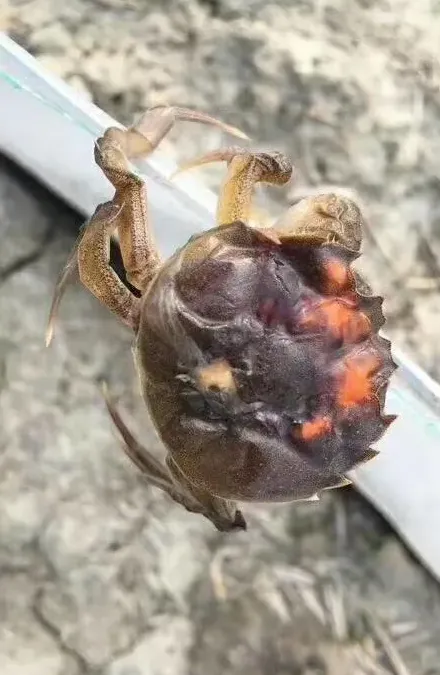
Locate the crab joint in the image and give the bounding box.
[196,360,237,393]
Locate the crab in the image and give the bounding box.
[46,105,397,532]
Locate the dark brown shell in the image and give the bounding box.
[135,221,397,503]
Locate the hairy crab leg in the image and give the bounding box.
[173,146,293,226]
[103,385,246,532]
[102,384,183,494]
[46,107,248,343]
[166,456,247,532]
[45,201,130,345]
[94,107,248,292]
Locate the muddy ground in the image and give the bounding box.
[1,0,440,674]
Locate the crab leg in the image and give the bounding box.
[103,386,246,532]
[174,146,293,226]
[102,384,183,495]
[166,455,246,532]
[46,107,247,342]
[94,107,248,292]
[45,201,135,345]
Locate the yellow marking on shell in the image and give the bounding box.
[197,360,237,393]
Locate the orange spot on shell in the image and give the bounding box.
[197,360,236,392]
[298,416,333,442]
[301,299,371,344]
[323,259,350,293]
[337,355,381,409]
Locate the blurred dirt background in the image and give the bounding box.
[1,0,440,674]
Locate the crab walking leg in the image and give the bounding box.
[272,193,364,253]
[46,227,83,346]
[103,386,184,496]
[174,147,293,226]
[94,107,248,291]
[45,202,136,344]
[74,201,141,329]
[166,456,247,532]
[103,386,246,532]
